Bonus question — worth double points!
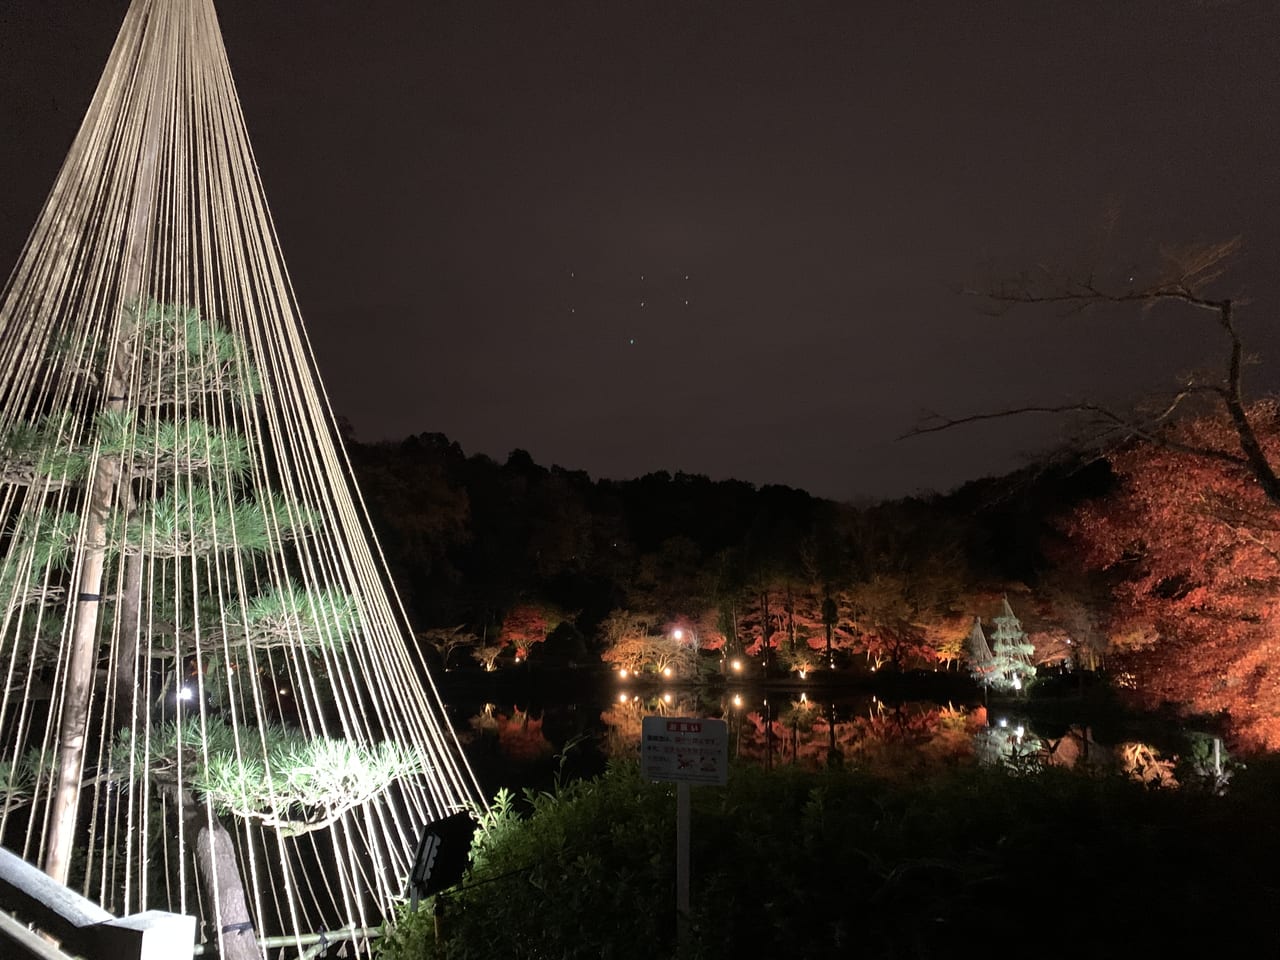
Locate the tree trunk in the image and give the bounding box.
[786,582,795,652]
[822,595,836,667]
[45,413,124,883]
[760,590,771,674]
[45,78,159,882]
[115,548,146,730]
[183,791,261,960]
[1218,299,1280,505]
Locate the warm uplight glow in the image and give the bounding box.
[618,692,629,703]
[672,628,684,641]
[799,670,807,679]
[662,667,672,677]
[733,694,743,707]
[619,668,629,678]
[800,692,808,703]
[731,659,742,672]
[663,693,672,703]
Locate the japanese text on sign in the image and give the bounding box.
[641,716,728,786]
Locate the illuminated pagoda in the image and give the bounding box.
[0,1,482,956]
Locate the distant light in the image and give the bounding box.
[1014,725,1025,739]
[663,667,673,677]
[618,692,629,703]
[998,717,1008,728]
[673,629,684,641]
[731,659,742,672]
[733,695,743,707]
[619,668,629,679]
[514,656,522,663]
[663,693,672,703]
[178,686,194,701]
[800,692,808,703]
[799,670,807,679]
[1012,676,1022,690]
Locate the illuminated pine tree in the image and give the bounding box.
[989,595,1037,694]
[0,3,481,956]
[0,303,429,959]
[966,615,996,690]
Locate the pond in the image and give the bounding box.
[439,674,1231,798]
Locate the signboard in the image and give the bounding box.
[641,716,728,786]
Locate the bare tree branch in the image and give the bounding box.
[922,238,1280,504]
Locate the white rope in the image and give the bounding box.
[0,1,485,955]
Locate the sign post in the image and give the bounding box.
[641,717,728,955]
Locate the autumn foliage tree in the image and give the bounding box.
[914,237,1280,744]
[1063,403,1280,749]
[499,601,568,658]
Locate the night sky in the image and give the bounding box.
[3,0,1279,502]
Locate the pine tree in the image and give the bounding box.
[966,616,996,690]
[988,595,1037,694]
[966,597,1036,696]
[0,302,424,956]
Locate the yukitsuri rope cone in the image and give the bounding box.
[0,2,483,956]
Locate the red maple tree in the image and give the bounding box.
[499,602,566,658]
[1063,402,1280,748]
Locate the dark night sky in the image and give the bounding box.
[3,1,1279,502]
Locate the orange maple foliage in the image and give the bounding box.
[1064,403,1280,749]
[499,603,563,658]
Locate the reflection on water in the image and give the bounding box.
[604,691,985,776]
[451,687,1230,795]
[468,703,555,763]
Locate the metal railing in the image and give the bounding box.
[0,846,194,960]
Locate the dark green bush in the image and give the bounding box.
[379,757,1280,959]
